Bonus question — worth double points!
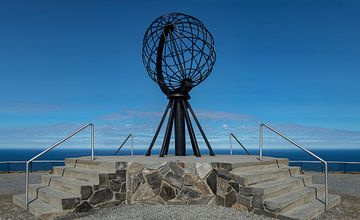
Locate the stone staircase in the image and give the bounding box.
[12,156,341,220]
[229,161,341,219]
[13,158,127,219]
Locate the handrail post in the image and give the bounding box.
[229,134,233,155]
[7,162,9,173]
[131,134,134,156]
[91,124,94,160]
[25,161,29,210]
[259,124,263,160]
[324,161,329,210]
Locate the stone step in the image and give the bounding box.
[251,178,305,208]
[264,187,316,213]
[60,166,116,185]
[279,194,341,220]
[292,174,314,186]
[53,166,65,176]
[34,185,80,210]
[306,184,325,199]
[231,167,301,186]
[13,193,67,219]
[41,174,94,199]
[65,158,119,172]
[231,159,289,172]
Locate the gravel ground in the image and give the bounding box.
[0,172,359,220]
[0,172,43,220]
[69,204,275,220]
[311,173,360,219]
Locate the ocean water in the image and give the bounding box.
[0,148,359,172]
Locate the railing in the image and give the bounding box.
[25,123,94,210]
[290,160,360,173]
[114,134,134,156]
[0,160,64,173]
[229,133,250,155]
[259,123,329,210]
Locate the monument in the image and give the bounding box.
[142,13,216,157]
[12,13,340,220]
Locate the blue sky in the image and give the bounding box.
[0,0,360,150]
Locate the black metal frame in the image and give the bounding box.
[145,94,215,157]
[143,13,216,157]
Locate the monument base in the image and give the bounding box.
[13,155,340,220]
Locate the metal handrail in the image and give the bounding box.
[259,123,329,210]
[229,133,250,155]
[0,160,64,173]
[290,160,360,173]
[114,134,134,156]
[25,123,94,210]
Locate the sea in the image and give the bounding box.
[0,148,359,173]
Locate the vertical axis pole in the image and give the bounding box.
[146,101,172,156]
[229,134,233,155]
[324,162,329,210]
[185,100,215,156]
[182,100,201,157]
[259,124,263,161]
[131,134,134,156]
[160,99,175,157]
[91,124,94,160]
[25,161,29,210]
[7,162,9,173]
[174,98,186,156]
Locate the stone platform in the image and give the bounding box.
[13,155,341,220]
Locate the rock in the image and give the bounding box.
[115,162,127,170]
[169,162,184,176]
[132,176,141,192]
[239,186,253,196]
[206,170,217,194]
[184,163,196,175]
[127,162,144,175]
[163,171,183,189]
[238,194,253,208]
[215,195,224,206]
[89,188,113,205]
[159,164,170,175]
[120,182,126,193]
[194,181,212,195]
[168,199,187,205]
[184,174,198,186]
[110,179,122,192]
[147,162,167,169]
[115,193,126,202]
[80,186,93,200]
[217,168,232,180]
[217,176,229,197]
[252,194,263,208]
[232,202,248,213]
[225,190,237,207]
[177,186,200,200]
[74,201,92,212]
[149,196,166,205]
[212,162,232,170]
[159,182,176,201]
[188,195,214,205]
[133,183,157,201]
[231,174,245,185]
[143,169,162,194]
[229,181,239,193]
[116,170,126,179]
[196,163,212,179]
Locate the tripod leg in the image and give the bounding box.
[146,100,172,156]
[160,100,175,157]
[182,100,201,157]
[163,112,174,155]
[185,100,215,156]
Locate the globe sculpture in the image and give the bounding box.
[142,13,216,157]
